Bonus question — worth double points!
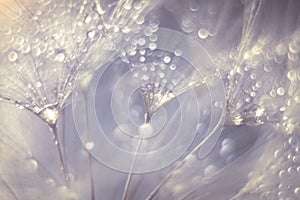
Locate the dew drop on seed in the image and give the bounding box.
[149,43,157,50]
[56,53,65,62]
[264,64,272,72]
[198,28,209,39]
[163,56,171,63]
[277,87,285,96]
[174,49,182,56]
[8,51,18,62]
[85,141,95,150]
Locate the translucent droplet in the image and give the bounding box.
[170,64,176,70]
[295,187,300,195]
[56,53,65,62]
[87,30,96,39]
[122,26,131,33]
[277,87,285,96]
[139,56,145,62]
[123,2,132,10]
[40,108,59,125]
[250,73,256,80]
[27,159,38,172]
[136,16,145,25]
[287,70,297,81]
[36,81,42,88]
[149,34,158,42]
[84,15,92,24]
[250,92,256,97]
[278,169,286,178]
[174,49,182,56]
[45,178,56,187]
[15,36,24,45]
[138,37,146,46]
[134,2,142,10]
[149,43,157,50]
[264,64,272,72]
[255,81,262,88]
[85,141,95,150]
[270,90,277,97]
[163,56,171,63]
[204,165,217,177]
[198,28,209,39]
[8,51,18,62]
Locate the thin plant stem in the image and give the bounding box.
[49,123,69,186]
[145,124,224,200]
[122,113,150,200]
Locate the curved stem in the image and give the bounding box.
[122,113,150,200]
[49,123,69,186]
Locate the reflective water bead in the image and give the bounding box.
[174,49,182,56]
[204,165,218,177]
[139,56,145,62]
[149,42,157,50]
[264,64,272,72]
[87,30,96,39]
[163,56,171,63]
[170,64,176,70]
[198,28,209,39]
[56,53,65,62]
[287,70,297,81]
[7,51,18,62]
[134,2,142,10]
[85,141,95,150]
[255,81,262,88]
[277,87,285,96]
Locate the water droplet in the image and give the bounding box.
[123,2,132,10]
[295,187,300,195]
[40,108,58,125]
[139,56,145,62]
[8,51,18,62]
[45,178,56,187]
[36,81,42,88]
[174,49,182,56]
[149,43,157,50]
[15,36,24,45]
[163,56,171,63]
[136,16,145,25]
[264,64,272,72]
[278,169,286,178]
[138,37,146,46]
[198,28,209,39]
[287,70,297,81]
[170,64,176,70]
[268,90,276,98]
[134,2,142,10]
[250,92,256,97]
[250,73,256,80]
[84,15,92,24]
[87,30,96,39]
[122,26,131,33]
[255,81,262,88]
[204,165,217,177]
[149,34,158,42]
[27,158,38,172]
[56,53,65,62]
[277,87,285,96]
